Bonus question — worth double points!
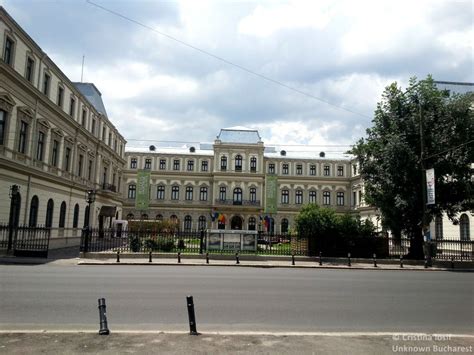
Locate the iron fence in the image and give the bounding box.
[0,224,51,257]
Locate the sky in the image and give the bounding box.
[2,0,473,156]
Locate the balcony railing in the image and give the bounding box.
[102,183,117,192]
[214,199,260,206]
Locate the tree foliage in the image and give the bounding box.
[350,76,473,258]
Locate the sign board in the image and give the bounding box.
[206,230,257,251]
[426,168,435,205]
[135,170,151,210]
[265,175,278,214]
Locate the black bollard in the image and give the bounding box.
[149,251,152,263]
[451,256,455,269]
[319,251,322,266]
[348,252,351,267]
[178,252,181,264]
[292,252,295,266]
[400,255,403,268]
[116,251,120,263]
[98,298,110,335]
[206,252,209,264]
[186,296,199,335]
[236,252,240,265]
[373,253,377,268]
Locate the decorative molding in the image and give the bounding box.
[0,92,15,112]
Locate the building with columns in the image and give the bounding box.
[0,7,126,248]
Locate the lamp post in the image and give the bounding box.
[7,185,20,251]
[83,189,96,253]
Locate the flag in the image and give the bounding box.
[218,214,226,223]
[210,210,219,221]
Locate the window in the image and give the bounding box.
[250,157,257,172]
[102,166,107,185]
[171,186,179,200]
[29,196,39,227]
[219,186,226,201]
[460,214,470,241]
[184,215,192,231]
[353,165,357,176]
[248,217,256,231]
[233,188,242,204]
[59,201,67,228]
[281,189,289,204]
[220,156,227,171]
[185,186,193,200]
[268,163,275,174]
[42,73,50,96]
[281,218,289,234]
[352,191,357,206]
[141,214,148,220]
[3,37,14,65]
[249,187,257,202]
[309,191,317,204]
[310,165,316,176]
[235,155,242,171]
[64,147,71,172]
[144,158,151,169]
[50,140,59,167]
[159,159,166,170]
[157,185,165,200]
[36,131,45,161]
[102,126,106,141]
[91,119,96,136]
[117,176,121,193]
[296,165,302,175]
[128,184,136,199]
[73,204,80,228]
[126,213,134,220]
[324,165,330,176]
[337,192,344,206]
[337,166,344,176]
[108,133,112,146]
[201,160,208,172]
[26,57,35,82]
[45,199,54,228]
[282,163,289,175]
[57,86,64,107]
[435,216,443,240]
[18,121,28,154]
[199,186,208,201]
[130,158,137,169]
[323,191,331,205]
[295,190,303,204]
[69,97,75,117]
[81,109,87,127]
[0,109,6,145]
[173,159,180,170]
[88,160,93,180]
[187,160,194,171]
[77,154,84,177]
[155,214,163,222]
[198,216,207,230]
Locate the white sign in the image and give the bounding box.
[426,168,435,205]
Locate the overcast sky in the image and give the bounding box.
[2,0,473,155]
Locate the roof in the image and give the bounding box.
[217,127,262,144]
[434,81,474,95]
[73,82,108,117]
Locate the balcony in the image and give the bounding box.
[102,183,117,192]
[214,199,260,206]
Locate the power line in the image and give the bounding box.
[424,139,474,160]
[86,0,371,119]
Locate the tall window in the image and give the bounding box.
[281,218,289,234]
[73,204,80,228]
[81,109,87,127]
[3,37,14,65]
[108,133,112,146]
[77,154,84,177]
[26,57,35,82]
[220,156,227,171]
[353,165,358,176]
[200,186,208,201]
[201,160,208,172]
[337,166,344,176]
[157,185,165,200]
[268,163,275,174]
[35,131,45,161]
[125,213,134,221]
[128,184,136,199]
[281,189,289,204]
[187,160,194,171]
[64,147,71,172]
[185,186,193,200]
[309,191,317,204]
[159,159,166,170]
[155,214,163,222]
[144,158,151,169]
[460,214,470,241]
[296,165,302,175]
[59,201,67,228]
[173,159,180,170]
[310,165,316,176]
[0,109,6,145]
[45,199,54,228]
[233,188,242,204]
[235,155,242,171]
[50,139,59,167]
[42,73,50,96]
[102,166,107,185]
[198,216,207,230]
[29,195,39,227]
[337,192,344,206]
[282,163,289,175]
[250,157,257,172]
[219,186,226,200]
[18,121,28,154]
[248,217,256,230]
[324,165,330,176]
[171,186,179,200]
[88,160,93,180]
[295,190,303,204]
[323,191,331,205]
[57,86,64,107]
[249,187,257,202]
[184,215,192,231]
[435,216,443,240]
[91,119,96,135]
[130,158,137,169]
[69,97,75,117]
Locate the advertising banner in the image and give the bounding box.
[426,168,435,205]
[135,170,151,210]
[265,175,278,213]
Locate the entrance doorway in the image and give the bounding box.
[231,216,243,230]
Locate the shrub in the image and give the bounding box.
[144,237,175,252]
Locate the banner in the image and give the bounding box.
[265,175,278,213]
[426,168,435,205]
[135,170,151,210]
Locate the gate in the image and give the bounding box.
[0,224,51,258]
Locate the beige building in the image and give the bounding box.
[0,7,126,248]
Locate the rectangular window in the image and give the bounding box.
[159,159,166,170]
[102,167,107,185]
[51,139,59,167]
[187,160,194,171]
[309,191,316,204]
[102,126,106,141]
[337,192,345,206]
[128,185,136,199]
[64,147,71,172]
[281,190,289,204]
[157,186,165,200]
[18,121,28,154]
[81,109,87,127]
[250,157,257,172]
[173,159,180,170]
[282,163,289,175]
[295,190,303,204]
[26,57,34,82]
[78,154,84,177]
[310,165,316,176]
[323,191,330,205]
[201,160,208,172]
[200,187,208,201]
[185,186,193,200]
[144,158,151,169]
[113,139,117,152]
[250,188,257,202]
[296,164,302,175]
[130,158,137,169]
[69,97,75,117]
[219,186,226,201]
[324,165,330,176]
[36,131,45,161]
[117,176,121,193]
[220,157,227,171]
[88,160,93,180]
[108,133,112,146]
[3,37,14,65]
[337,166,344,176]
[268,163,275,174]
[43,73,50,96]
[0,109,6,145]
[171,186,179,200]
[91,119,96,136]
[57,86,64,107]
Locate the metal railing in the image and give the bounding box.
[0,224,51,257]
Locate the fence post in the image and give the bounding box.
[98,298,110,335]
[83,227,90,253]
[348,252,351,267]
[319,251,322,266]
[235,252,240,265]
[292,252,295,266]
[373,253,377,267]
[206,252,209,264]
[199,229,204,254]
[451,256,454,269]
[400,255,403,268]
[186,296,199,335]
[424,256,428,269]
[116,251,120,263]
[178,252,181,264]
[149,251,152,263]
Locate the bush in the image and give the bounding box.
[129,236,141,252]
[144,237,175,252]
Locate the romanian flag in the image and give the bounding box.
[218,214,226,223]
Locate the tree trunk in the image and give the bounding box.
[407,227,424,260]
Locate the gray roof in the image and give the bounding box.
[217,127,262,144]
[73,82,108,117]
[434,81,474,95]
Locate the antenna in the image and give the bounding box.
[81,55,85,82]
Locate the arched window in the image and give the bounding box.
[59,201,67,228]
[29,195,39,227]
[235,154,242,171]
[155,214,163,222]
[249,187,257,202]
[281,218,289,234]
[460,214,470,241]
[73,203,80,228]
[233,187,242,205]
[323,191,331,205]
[170,215,179,224]
[248,217,256,230]
[220,156,227,171]
[126,213,134,220]
[184,215,192,231]
[435,216,443,240]
[45,199,54,228]
[198,215,207,230]
[84,205,90,227]
[141,213,148,220]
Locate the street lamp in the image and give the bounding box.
[7,184,20,251]
[83,189,96,253]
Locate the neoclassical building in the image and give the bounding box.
[123,127,367,233]
[0,7,126,248]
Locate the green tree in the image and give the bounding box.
[351,76,474,259]
[295,204,339,240]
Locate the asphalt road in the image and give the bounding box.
[0,265,473,333]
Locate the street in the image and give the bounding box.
[0,264,473,333]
